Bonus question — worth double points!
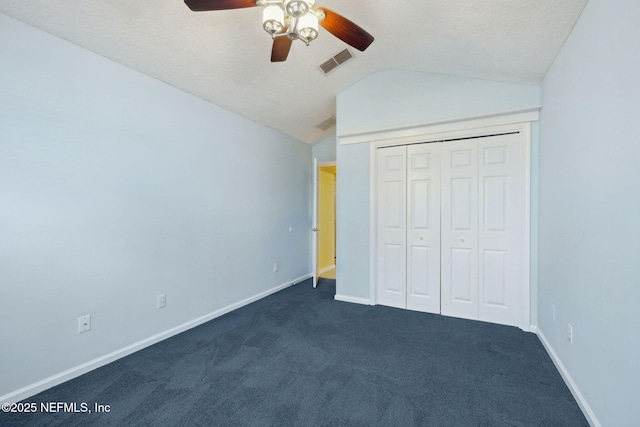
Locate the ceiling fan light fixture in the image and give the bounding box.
[183,0,373,63]
[284,0,313,18]
[263,5,285,36]
[297,12,319,45]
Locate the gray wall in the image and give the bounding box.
[0,14,311,397]
[538,0,640,425]
[335,70,540,303]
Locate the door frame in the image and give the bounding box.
[312,158,318,287]
[368,118,534,331]
[313,159,337,287]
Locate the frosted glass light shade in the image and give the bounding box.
[297,12,318,44]
[263,5,285,35]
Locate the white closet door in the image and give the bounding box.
[441,141,479,320]
[406,144,441,313]
[478,134,523,326]
[377,146,407,309]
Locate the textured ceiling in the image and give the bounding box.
[0,0,587,144]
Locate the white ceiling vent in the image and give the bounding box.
[315,115,336,131]
[319,49,354,74]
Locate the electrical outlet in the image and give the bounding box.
[567,323,573,344]
[273,263,278,273]
[157,294,166,309]
[552,304,556,322]
[78,315,91,333]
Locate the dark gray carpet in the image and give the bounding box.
[1,278,588,426]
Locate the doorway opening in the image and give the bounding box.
[313,161,337,286]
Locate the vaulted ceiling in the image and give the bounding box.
[0,0,588,144]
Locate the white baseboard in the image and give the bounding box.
[0,274,311,404]
[334,294,373,305]
[318,264,336,274]
[535,329,601,427]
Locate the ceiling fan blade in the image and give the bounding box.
[271,37,293,62]
[184,0,257,12]
[316,7,374,52]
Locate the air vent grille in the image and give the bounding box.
[319,49,354,74]
[333,49,353,65]
[319,58,339,74]
[316,116,337,131]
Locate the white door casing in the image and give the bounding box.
[312,158,318,288]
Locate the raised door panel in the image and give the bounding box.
[377,146,407,309]
[441,141,479,320]
[478,134,522,326]
[406,144,441,313]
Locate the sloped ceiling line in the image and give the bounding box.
[0,0,588,144]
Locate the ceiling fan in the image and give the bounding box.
[184,0,375,62]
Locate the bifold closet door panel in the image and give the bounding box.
[440,141,479,321]
[376,146,407,309]
[478,134,523,326]
[406,144,441,313]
